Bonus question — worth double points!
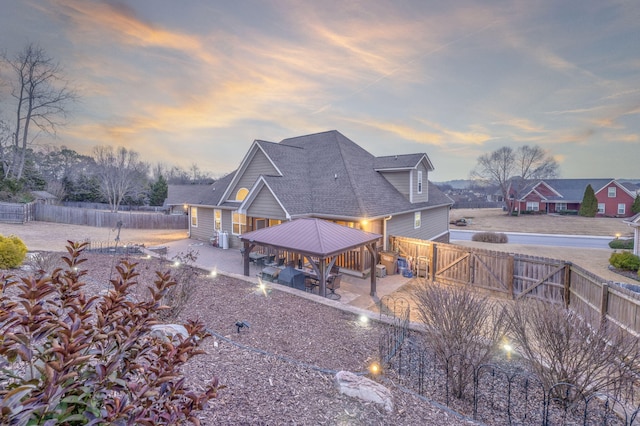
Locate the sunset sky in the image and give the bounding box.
[1,0,638,181]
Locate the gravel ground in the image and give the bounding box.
[8,251,479,425]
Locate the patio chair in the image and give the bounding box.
[330,264,340,275]
[326,273,342,300]
[304,277,318,294]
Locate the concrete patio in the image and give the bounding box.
[152,239,413,311]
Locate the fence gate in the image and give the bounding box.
[512,255,567,303]
[434,243,513,297]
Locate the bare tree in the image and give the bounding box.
[93,146,148,212]
[470,145,558,215]
[1,43,76,180]
[506,300,640,400]
[412,282,508,398]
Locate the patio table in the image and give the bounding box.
[260,266,281,282]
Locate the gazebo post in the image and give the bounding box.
[366,243,378,297]
[243,242,253,277]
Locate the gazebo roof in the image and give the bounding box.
[240,218,381,258]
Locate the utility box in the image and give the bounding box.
[375,264,386,278]
[380,251,398,275]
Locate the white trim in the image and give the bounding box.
[219,141,283,204]
[238,176,292,220]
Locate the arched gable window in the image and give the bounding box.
[236,188,249,201]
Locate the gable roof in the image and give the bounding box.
[594,179,639,198]
[178,130,452,218]
[518,179,613,202]
[374,153,434,171]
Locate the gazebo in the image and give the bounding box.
[240,218,382,297]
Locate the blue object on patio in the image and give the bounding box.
[277,266,306,291]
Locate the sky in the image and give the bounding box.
[0,0,639,182]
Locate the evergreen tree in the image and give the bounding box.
[149,174,168,206]
[632,194,640,215]
[578,184,598,217]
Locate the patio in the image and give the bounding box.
[152,238,412,310]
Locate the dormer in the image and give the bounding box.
[374,153,434,203]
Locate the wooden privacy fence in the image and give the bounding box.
[33,204,188,229]
[0,202,36,223]
[390,235,640,338]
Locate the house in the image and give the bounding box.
[163,184,212,215]
[510,178,640,218]
[172,130,453,270]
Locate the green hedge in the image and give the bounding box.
[609,251,640,271]
[609,238,635,250]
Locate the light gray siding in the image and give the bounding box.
[189,207,216,242]
[379,171,410,199]
[246,186,287,219]
[229,150,278,200]
[412,164,430,203]
[387,206,449,240]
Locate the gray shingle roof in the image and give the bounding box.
[521,179,613,202]
[174,130,452,218]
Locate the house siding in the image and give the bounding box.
[229,150,279,201]
[412,165,429,203]
[380,171,410,199]
[188,207,216,242]
[246,186,287,219]
[387,206,449,240]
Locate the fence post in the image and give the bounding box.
[430,243,438,281]
[563,262,572,309]
[600,282,609,326]
[507,254,515,299]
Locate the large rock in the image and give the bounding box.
[335,370,393,412]
[150,323,189,341]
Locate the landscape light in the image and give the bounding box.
[210,269,218,277]
[359,315,369,325]
[173,260,180,267]
[503,342,513,360]
[369,361,381,375]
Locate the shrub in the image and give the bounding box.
[609,238,634,250]
[412,282,508,398]
[506,301,640,400]
[472,231,509,243]
[0,234,28,268]
[0,241,222,425]
[609,251,640,271]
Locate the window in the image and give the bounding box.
[236,188,249,201]
[414,211,421,229]
[417,171,423,194]
[190,207,198,227]
[618,203,626,215]
[526,201,539,211]
[608,187,616,198]
[598,203,605,214]
[556,203,567,211]
[214,209,222,232]
[232,210,246,235]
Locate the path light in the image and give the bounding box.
[616,233,621,239]
[173,260,180,267]
[369,361,381,376]
[503,342,513,360]
[359,314,369,325]
[210,269,218,278]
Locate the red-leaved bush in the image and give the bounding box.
[0,241,222,425]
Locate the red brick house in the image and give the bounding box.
[509,178,639,218]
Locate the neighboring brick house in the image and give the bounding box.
[510,178,640,218]
[168,130,453,257]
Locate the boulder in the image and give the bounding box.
[335,370,393,412]
[150,323,189,341]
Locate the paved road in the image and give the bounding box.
[450,229,614,249]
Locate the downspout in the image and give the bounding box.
[383,215,393,251]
